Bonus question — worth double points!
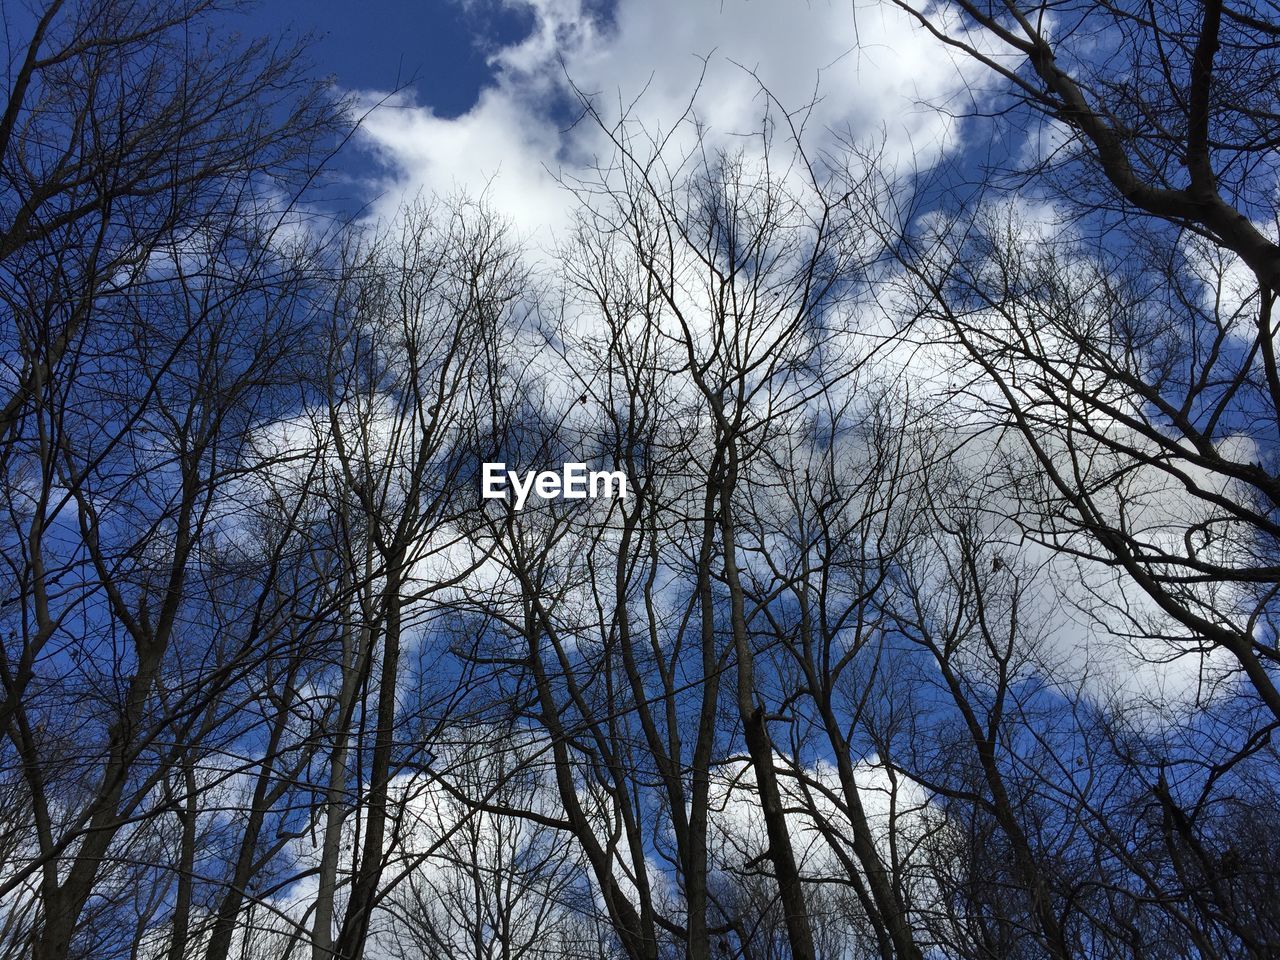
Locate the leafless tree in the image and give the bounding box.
[873,0,1280,722]
[0,3,346,957]
[307,196,529,960]
[6,3,1280,958]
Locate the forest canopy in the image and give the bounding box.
[2,2,1279,959]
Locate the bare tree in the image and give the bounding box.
[0,0,343,463]
[469,83,930,960]
[0,195,339,960]
[0,5,347,957]
[309,197,527,960]
[7,3,1280,958]
[873,0,1280,724]
[380,726,579,960]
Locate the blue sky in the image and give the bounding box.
[0,0,1010,237]
[239,0,544,118]
[255,0,990,248]
[229,0,1274,713]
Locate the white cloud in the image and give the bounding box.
[353,0,987,247]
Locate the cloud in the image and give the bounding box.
[864,194,1255,715]
[352,0,986,246]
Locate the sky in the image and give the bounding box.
[238,0,542,118]
[233,0,1004,244]
[227,0,1245,710]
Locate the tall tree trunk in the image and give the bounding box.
[313,545,376,960]
[717,448,817,960]
[166,760,199,960]
[333,553,405,960]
